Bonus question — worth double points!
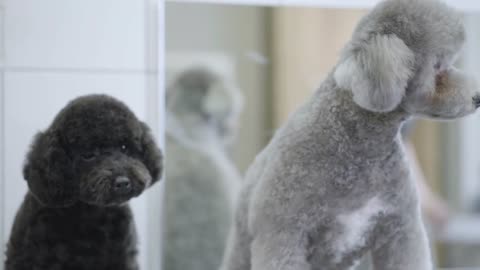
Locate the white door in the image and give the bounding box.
[0,0,164,269]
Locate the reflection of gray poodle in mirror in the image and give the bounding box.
[221,1,480,270]
[5,95,163,270]
[164,67,243,270]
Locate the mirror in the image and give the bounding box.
[165,2,480,269]
[165,4,271,270]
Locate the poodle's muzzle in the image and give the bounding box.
[473,95,480,108]
[79,154,152,206]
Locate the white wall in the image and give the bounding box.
[0,0,164,269]
[455,14,480,209]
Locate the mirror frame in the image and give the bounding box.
[165,0,480,10]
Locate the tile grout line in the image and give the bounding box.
[0,66,158,74]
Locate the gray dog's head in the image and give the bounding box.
[167,67,243,145]
[335,0,480,119]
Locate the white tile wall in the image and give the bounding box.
[0,0,163,269]
[4,0,146,70]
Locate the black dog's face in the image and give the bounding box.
[23,95,163,207]
[72,134,152,206]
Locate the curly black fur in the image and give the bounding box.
[4,94,163,270]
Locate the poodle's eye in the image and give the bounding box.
[81,152,96,162]
[120,144,128,153]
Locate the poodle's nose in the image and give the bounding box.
[474,95,480,109]
[114,176,132,194]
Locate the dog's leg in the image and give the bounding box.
[371,213,432,270]
[250,231,311,270]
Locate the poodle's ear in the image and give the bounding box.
[334,34,415,112]
[139,122,163,184]
[23,131,76,207]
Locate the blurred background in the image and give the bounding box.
[166,1,480,269]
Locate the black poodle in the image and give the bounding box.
[4,94,163,270]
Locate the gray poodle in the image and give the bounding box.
[221,0,480,270]
[164,67,243,270]
[5,94,163,270]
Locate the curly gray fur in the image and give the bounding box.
[221,1,480,270]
